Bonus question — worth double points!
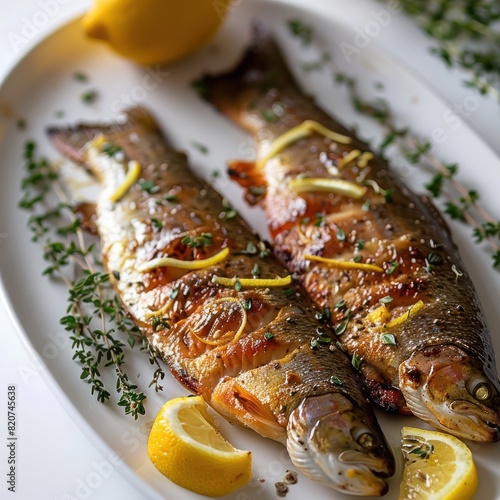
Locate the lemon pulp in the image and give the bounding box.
[148,396,252,497]
[399,426,478,500]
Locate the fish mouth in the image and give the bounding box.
[400,345,500,442]
[286,393,394,496]
[447,399,500,441]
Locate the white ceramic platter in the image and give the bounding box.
[0,0,499,498]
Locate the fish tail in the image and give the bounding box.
[47,106,164,163]
[202,24,290,120]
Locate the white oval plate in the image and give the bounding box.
[0,1,499,499]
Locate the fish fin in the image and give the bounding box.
[73,201,98,234]
[227,160,267,206]
[233,383,280,426]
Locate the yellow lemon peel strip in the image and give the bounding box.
[358,152,374,168]
[337,149,361,169]
[366,305,392,325]
[304,254,383,273]
[212,275,292,288]
[256,120,352,169]
[192,298,247,346]
[138,247,230,273]
[110,160,142,203]
[386,300,425,329]
[289,178,367,199]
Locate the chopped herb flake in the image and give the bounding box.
[170,288,179,300]
[242,298,252,310]
[101,142,123,157]
[355,239,365,250]
[262,109,278,123]
[151,218,163,230]
[287,19,313,45]
[74,72,88,82]
[387,260,399,274]
[335,318,349,336]
[330,375,342,385]
[380,333,397,346]
[81,89,98,104]
[379,296,393,304]
[139,180,160,194]
[191,141,208,154]
[335,299,346,310]
[452,264,463,281]
[351,353,361,371]
[224,207,238,220]
[264,331,274,340]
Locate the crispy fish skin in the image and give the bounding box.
[48,108,394,495]
[203,31,500,442]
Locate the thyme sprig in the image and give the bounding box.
[392,0,500,103]
[19,141,165,418]
[334,74,500,269]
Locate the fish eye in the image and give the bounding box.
[473,383,491,401]
[466,377,492,402]
[350,427,375,449]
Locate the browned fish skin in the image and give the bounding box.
[48,108,394,495]
[203,30,500,441]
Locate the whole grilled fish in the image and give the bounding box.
[203,31,500,442]
[48,108,395,495]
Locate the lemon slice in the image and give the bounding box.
[400,426,478,500]
[148,396,252,497]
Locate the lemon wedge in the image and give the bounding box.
[399,426,478,500]
[148,396,252,497]
[83,0,233,65]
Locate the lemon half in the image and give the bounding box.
[399,426,478,500]
[83,0,233,65]
[148,396,252,497]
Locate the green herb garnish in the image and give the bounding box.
[379,296,393,304]
[74,72,88,82]
[182,233,213,248]
[387,260,399,275]
[81,90,98,104]
[242,298,252,311]
[19,140,165,418]
[191,141,208,154]
[351,353,361,371]
[380,333,397,346]
[139,180,160,194]
[287,19,313,45]
[252,263,260,279]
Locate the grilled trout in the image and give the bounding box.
[203,31,500,442]
[48,108,395,495]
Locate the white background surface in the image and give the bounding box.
[0,1,498,499]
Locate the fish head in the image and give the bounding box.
[400,344,500,442]
[287,392,394,496]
